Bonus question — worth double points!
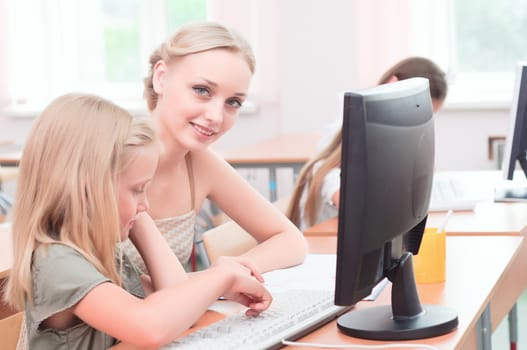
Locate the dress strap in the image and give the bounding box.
[184,152,195,210]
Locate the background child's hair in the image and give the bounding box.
[378,56,448,103]
[4,93,157,310]
[144,21,255,111]
[286,130,342,227]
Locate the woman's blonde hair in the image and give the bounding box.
[144,21,255,111]
[286,130,342,227]
[4,93,157,310]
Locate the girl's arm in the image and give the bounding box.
[332,190,340,208]
[73,263,271,348]
[128,212,187,290]
[194,150,308,273]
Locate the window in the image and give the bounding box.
[410,0,527,107]
[6,0,208,111]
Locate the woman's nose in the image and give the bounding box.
[204,100,224,124]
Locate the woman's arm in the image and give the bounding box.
[73,263,271,348]
[129,212,187,290]
[194,150,308,273]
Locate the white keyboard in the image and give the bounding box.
[162,289,350,350]
[429,175,494,212]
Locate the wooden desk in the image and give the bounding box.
[0,139,22,166]
[427,201,527,235]
[0,167,18,183]
[216,133,320,201]
[108,235,522,350]
[304,200,527,236]
[0,152,21,167]
[288,235,523,350]
[0,140,14,148]
[0,224,13,280]
[0,224,16,322]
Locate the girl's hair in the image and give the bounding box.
[378,56,448,103]
[4,93,157,310]
[286,130,342,227]
[144,21,255,111]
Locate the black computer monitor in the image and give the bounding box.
[334,78,458,340]
[497,63,527,201]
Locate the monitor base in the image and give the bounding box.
[494,185,527,202]
[337,304,458,341]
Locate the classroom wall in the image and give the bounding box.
[214,0,416,147]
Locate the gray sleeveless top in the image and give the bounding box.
[25,244,144,350]
[120,153,197,273]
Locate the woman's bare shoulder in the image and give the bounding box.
[189,149,229,170]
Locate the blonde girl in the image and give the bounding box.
[4,93,271,349]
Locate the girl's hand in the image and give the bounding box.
[220,269,272,316]
[213,256,264,283]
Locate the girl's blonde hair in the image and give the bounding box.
[286,130,342,228]
[4,93,157,311]
[144,21,255,111]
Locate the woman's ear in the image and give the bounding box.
[152,61,168,95]
[387,75,399,83]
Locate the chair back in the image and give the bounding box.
[0,311,24,350]
[202,221,258,265]
[201,196,291,264]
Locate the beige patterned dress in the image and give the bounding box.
[119,153,197,273]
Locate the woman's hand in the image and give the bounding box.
[213,256,264,283]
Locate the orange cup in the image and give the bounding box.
[413,227,446,283]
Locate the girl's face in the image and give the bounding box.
[117,143,159,240]
[432,98,443,113]
[153,48,253,150]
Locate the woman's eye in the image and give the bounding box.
[227,99,242,108]
[193,86,210,96]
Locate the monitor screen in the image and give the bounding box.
[494,63,527,202]
[501,63,527,181]
[334,77,458,340]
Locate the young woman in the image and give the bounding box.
[4,93,271,349]
[120,21,308,274]
[287,57,448,230]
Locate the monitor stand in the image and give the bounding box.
[337,253,458,341]
[495,186,527,201]
[495,159,527,202]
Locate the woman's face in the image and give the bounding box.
[117,143,159,240]
[153,49,253,150]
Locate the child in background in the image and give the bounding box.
[3,93,271,349]
[120,21,307,274]
[287,57,448,231]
